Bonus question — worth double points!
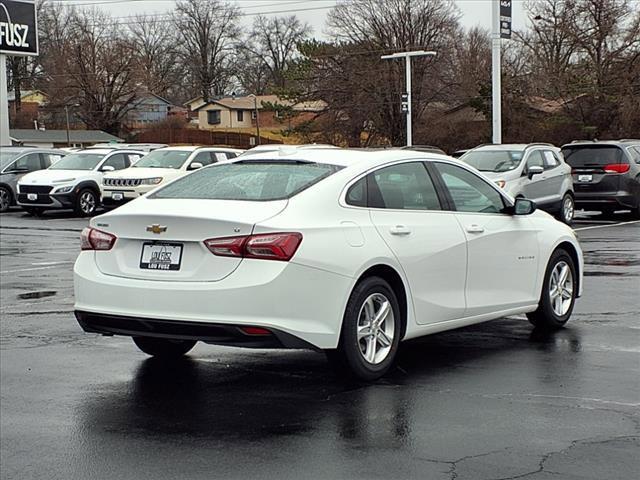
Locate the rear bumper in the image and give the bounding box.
[75,310,316,349]
[74,252,353,349]
[574,192,638,210]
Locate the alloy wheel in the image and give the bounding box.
[549,260,574,316]
[562,196,574,222]
[357,293,395,365]
[80,192,96,214]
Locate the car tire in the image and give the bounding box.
[0,186,11,213]
[330,276,402,381]
[558,193,575,224]
[132,337,196,358]
[23,207,44,216]
[527,249,577,330]
[75,189,98,217]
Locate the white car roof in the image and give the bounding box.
[157,146,244,153]
[472,144,559,151]
[234,146,455,169]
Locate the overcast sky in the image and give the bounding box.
[65,0,530,37]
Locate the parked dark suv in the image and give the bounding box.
[561,140,640,218]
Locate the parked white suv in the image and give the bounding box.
[101,146,243,208]
[17,149,144,216]
[461,143,575,223]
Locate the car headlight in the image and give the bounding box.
[140,177,163,185]
[495,179,506,189]
[54,185,74,194]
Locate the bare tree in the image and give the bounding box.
[173,0,240,102]
[128,15,181,99]
[240,15,312,92]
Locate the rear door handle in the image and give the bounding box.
[466,224,484,234]
[390,225,412,236]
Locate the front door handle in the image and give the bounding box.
[390,225,412,236]
[466,224,485,234]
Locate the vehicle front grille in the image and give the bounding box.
[20,185,53,194]
[104,178,143,187]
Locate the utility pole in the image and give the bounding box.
[65,105,71,146]
[0,54,9,146]
[248,94,260,145]
[491,0,502,144]
[381,50,437,147]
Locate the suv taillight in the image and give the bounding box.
[204,232,302,261]
[81,227,117,251]
[603,164,630,173]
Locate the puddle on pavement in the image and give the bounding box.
[17,291,58,300]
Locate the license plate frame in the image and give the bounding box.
[578,174,593,183]
[27,193,38,201]
[111,192,124,201]
[140,242,183,271]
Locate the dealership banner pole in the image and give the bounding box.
[491,0,502,145]
[0,53,9,145]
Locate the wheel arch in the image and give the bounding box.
[554,240,581,297]
[356,264,409,341]
[75,180,101,196]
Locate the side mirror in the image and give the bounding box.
[100,165,115,172]
[513,198,537,215]
[188,162,203,170]
[527,165,544,179]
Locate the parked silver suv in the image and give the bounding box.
[461,143,575,223]
[0,147,66,213]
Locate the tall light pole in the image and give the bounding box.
[381,50,436,147]
[491,0,502,144]
[64,104,79,146]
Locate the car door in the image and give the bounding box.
[430,161,540,316]
[521,150,549,203]
[365,161,468,324]
[541,150,565,204]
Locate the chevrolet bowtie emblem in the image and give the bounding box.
[146,224,167,234]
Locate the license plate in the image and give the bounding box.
[578,174,593,182]
[111,192,124,201]
[27,193,37,201]
[140,243,183,271]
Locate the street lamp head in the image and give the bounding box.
[381,50,437,60]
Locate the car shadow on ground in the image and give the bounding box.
[76,318,582,442]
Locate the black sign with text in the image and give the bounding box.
[500,0,512,39]
[0,0,38,56]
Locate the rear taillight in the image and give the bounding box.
[204,232,302,261]
[81,227,117,251]
[603,163,630,173]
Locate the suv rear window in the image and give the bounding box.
[152,161,342,201]
[561,146,625,167]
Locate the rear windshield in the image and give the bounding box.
[152,161,342,201]
[561,146,624,167]
[461,150,523,172]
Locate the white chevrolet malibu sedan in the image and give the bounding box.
[74,147,583,380]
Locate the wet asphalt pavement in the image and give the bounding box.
[1,209,638,480]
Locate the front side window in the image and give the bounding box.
[102,153,127,170]
[152,161,342,201]
[434,162,505,214]
[525,151,545,171]
[190,151,215,167]
[49,153,105,171]
[133,150,191,169]
[15,153,42,172]
[368,162,441,210]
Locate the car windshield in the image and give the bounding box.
[152,161,343,201]
[133,150,191,169]
[561,146,623,167]
[0,151,22,169]
[462,150,524,172]
[49,153,105,171]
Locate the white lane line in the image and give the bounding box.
[0,262,74,274]
[574,219,640,231]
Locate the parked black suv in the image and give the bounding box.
[561,140,640,218]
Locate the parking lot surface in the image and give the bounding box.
[1,209,639,480]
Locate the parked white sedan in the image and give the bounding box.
[74,148,583,380]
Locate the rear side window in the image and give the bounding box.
[153,161,342,201]
[367,162,441,210]
[561,146,625,167]
[542,151,559,169]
